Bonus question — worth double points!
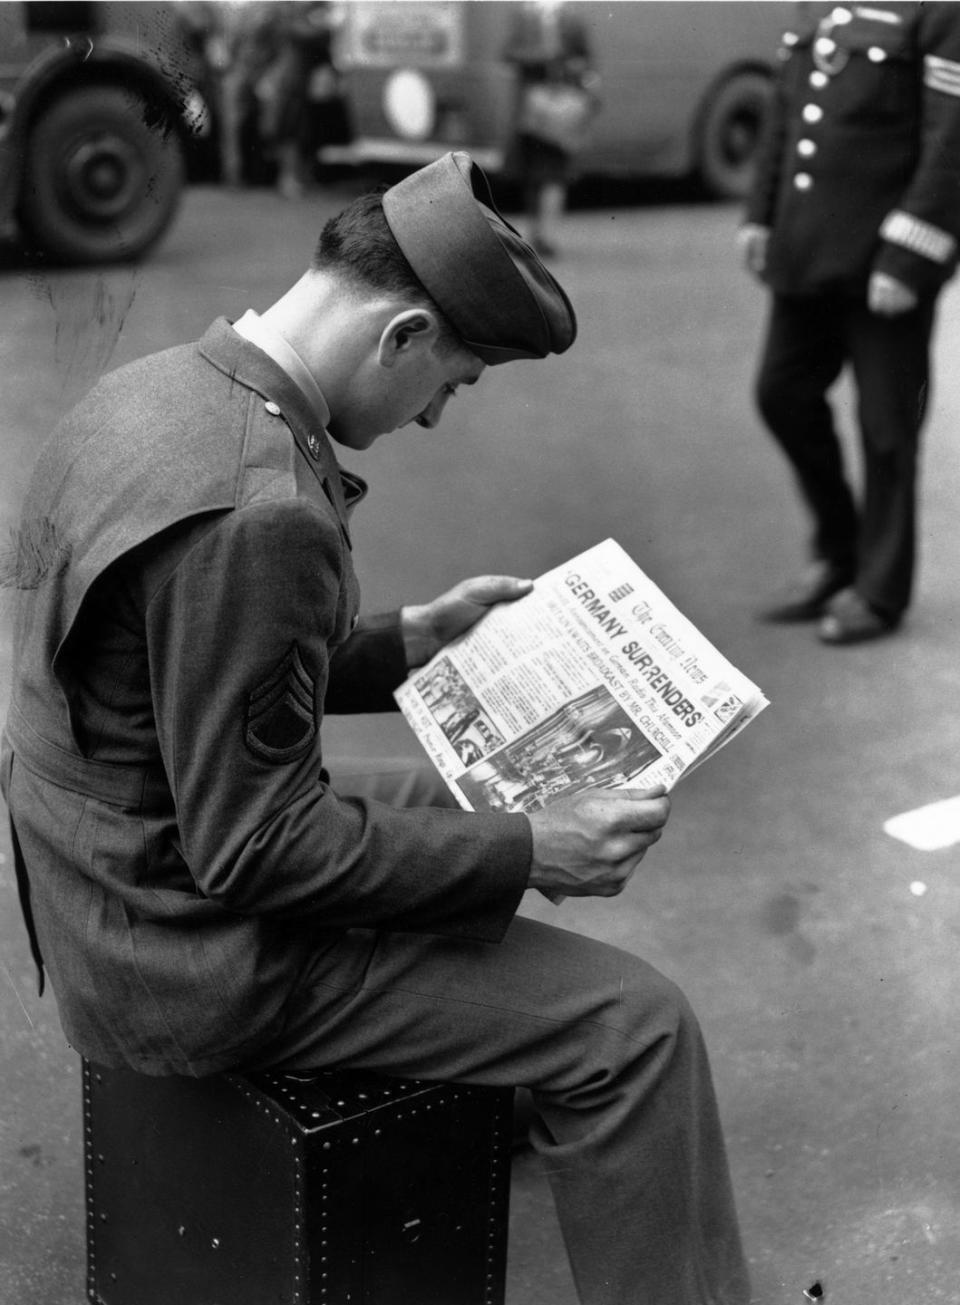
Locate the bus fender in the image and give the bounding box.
[691,62,774,201]
[1,36,201,213]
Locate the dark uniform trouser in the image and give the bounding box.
[755,291,937,620]
[244,759,750,1305]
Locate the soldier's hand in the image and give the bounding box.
[737,223,770,278]
[401,576,533,668]
[868,272,918,317]
[527,787,671,901]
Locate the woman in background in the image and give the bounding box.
[503,0,597,258]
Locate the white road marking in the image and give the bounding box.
[884,795,960,851]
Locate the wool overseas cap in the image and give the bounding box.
[381,151,577,364]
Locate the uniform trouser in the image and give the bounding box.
[246,759,751,1305]
[754,291,936,619]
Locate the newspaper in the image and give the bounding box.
[395,539,769,814]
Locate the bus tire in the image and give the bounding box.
[694,69,772,201]
[18,83,184,264]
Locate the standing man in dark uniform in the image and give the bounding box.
[741,2,960,644]
[1,153,750,1304]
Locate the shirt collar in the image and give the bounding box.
[232,309,330,431]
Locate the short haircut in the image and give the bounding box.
[313,191,462,354]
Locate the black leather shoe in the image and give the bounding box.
[757,562,854,623]
[817,588,900,645]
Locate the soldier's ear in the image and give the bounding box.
[378,310,438,366]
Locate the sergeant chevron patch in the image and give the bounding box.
[245,642,317,763]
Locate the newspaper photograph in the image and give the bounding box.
[395,539,769,814]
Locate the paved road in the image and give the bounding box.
[2,183,960,1305]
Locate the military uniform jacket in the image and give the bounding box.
[746,1,960,297]
[0,319,530,1076]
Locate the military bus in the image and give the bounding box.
[0,1,205,263]
[321,0,786,199]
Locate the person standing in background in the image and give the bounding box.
[503,0,598,258]
[176,0,280,188]
[255,1,341,198]
[741,2,960,645]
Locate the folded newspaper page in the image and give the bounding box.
[395,539,769,814]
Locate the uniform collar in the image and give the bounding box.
[198,317,365,541]
[232,309,331,430]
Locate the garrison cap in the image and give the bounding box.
[381,151,577,365]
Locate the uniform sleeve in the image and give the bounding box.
[144,499,531,937]
[325,610,407,713]
[874,3,960,294]
[744,30,792,228]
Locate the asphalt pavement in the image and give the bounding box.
[2,181,960,1305]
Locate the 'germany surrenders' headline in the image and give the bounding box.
[396,539,769,815]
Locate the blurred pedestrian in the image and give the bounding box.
[2,152,750,1305]
[741,2,960,644]
[255,1,340,198]
[178,0,280,187]
[503,0,598,258]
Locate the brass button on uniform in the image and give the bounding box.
[306,431,322,459]
[813,29,848,76]
[868,46,887,62]
[264,401,281,416]
[810,70,829,89]
[794,172,814,191]
[802,104,824,124]
[797,138,817,158]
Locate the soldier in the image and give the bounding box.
[741,2,960,643]
[2,153,749,1304]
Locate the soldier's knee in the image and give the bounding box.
[628,960,697,1037]
[598,953,702,1078]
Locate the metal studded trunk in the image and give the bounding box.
[83,1059,513,1305]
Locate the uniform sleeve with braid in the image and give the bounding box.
[875,3,960,293]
